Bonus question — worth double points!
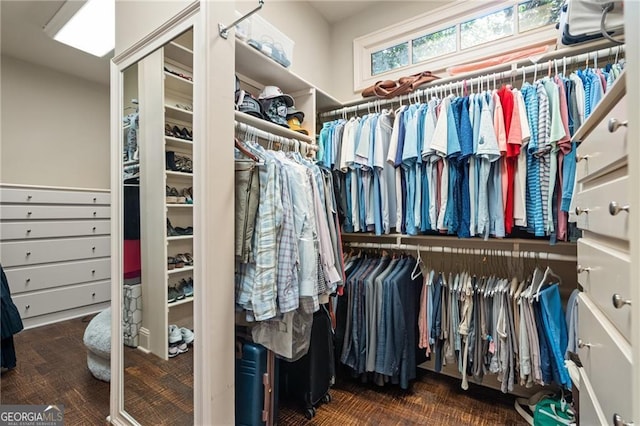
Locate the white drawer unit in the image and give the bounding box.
[0,236,110,267]
[0,220,110,240]
[4,258,111,294]
[12,280,111,319]
[578,368,608,426]
[577,238,631,342]
[0,187,110,205]
[578,293,632,424]
[0,205,111,220]
[576,94,628,183]
[0,184,111,329]
[574,174,629,241]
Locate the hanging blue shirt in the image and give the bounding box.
[458,97,473,238]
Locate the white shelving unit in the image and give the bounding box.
[235,38,341,143]
[138,28,195,360]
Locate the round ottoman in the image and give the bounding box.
[83,308,111,382]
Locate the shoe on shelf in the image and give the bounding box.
[183,187,193,204]
[174,226,193,236]
[167,218,180,236]
[183,253,194,266]
[168,286,180,303]
[166,185,179,203]
[180,327,194,345]
[167,256,177,270]
[178,278,193,297]
[168,324,182,344]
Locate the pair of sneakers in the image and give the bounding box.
[168,325,195,358]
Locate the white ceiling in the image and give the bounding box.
[0,0,111,85]
[307,1,373,24]
[0,0,396,86]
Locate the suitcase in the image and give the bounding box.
[557,0,624,46]
[235,340,278,426]
[280,305,334,420]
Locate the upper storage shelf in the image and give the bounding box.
[235,39,340,110]
[164,41,193,69]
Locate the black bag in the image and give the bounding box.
[280,304,334,420]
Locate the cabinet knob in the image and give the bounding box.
[26,229,31,233]
[26,251,31,256]
[93,197,97,202]
[608,118,628,133]
[93,211,97,216]
[92,246,96,251]
[92,227,96,232]
[609,201,630,216]
[613,413,634,426]
[612,294,632,309]
[25,305,30,309]
[25,278,30,283]
[577,264,591,273]
[27,211,32,216]
[27,195,32,200]
[578,338,592,349]
[576,154,590,163]
[575,207,590,215]
[91,269,96,274]
[92,292,96,297]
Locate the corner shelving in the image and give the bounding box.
[138,28,195,361]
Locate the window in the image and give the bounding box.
[460,7,514,50]
[412,26,456,64]
[371,42,409,76]
[354,0,562,92]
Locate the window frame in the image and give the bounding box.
[353,0,559,94]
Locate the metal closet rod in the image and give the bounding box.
[234,120,318,152]
[321,44,625,118]
[344,242,577,263]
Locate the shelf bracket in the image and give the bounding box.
[218,0,264,40]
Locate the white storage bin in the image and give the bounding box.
[235,12,294,68]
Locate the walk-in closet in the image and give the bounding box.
[1,1,639,425]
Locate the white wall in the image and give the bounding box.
[329,1,449,102]
[0,55,110,189]
[236,0,332,93]
[115,0,194,55]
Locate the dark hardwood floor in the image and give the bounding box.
[1,316,526,425]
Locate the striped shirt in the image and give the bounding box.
[521,84,544,236]
[536,83,551,236]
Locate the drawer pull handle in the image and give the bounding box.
[612,294,632,309]
[27,211,32,215]
[26,251,31,256]
[92,292,96,297]
[26,229,31,233]
[92,227,96,231]
[91,269,96,274]
[92,246,96,251]
[25,305,30,309]
[578,338,592,349]
[608,118,628,133]
[93,197,97,202]
[93,211,97,216]
[613,413,634,426]
[576,265,591,273]
[575,207,590,215]
[27,195,32,200]
[576,154,590,163]
[25,278,30,283]
[609,201,630,216]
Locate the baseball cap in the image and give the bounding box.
[261,97,290,128]
[287,117,308,135]
[258,85,294,107]
[286,106,305,123]
[235,90,265,120]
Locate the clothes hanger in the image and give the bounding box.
[410,245,424,280]
[234,137,260,162]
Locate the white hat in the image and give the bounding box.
[258,85,294,107]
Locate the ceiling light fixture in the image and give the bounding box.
[44,0,115,57]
